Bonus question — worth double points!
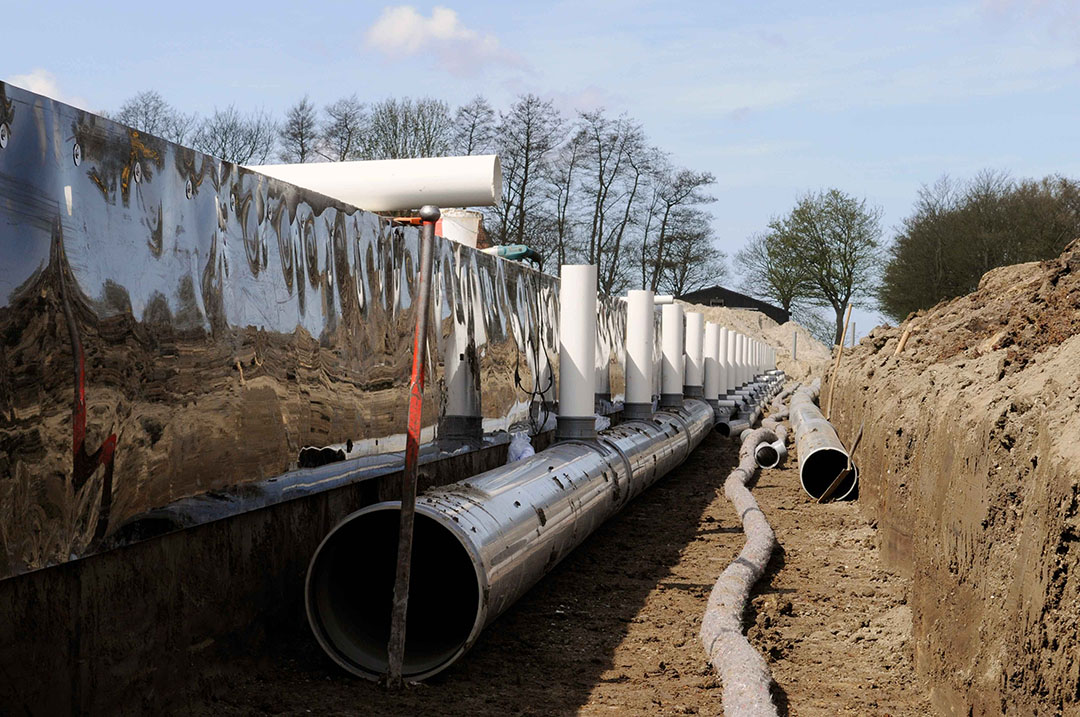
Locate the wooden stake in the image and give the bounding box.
[825,303,852,420]
[894,324,914,356]
[818,421,864,503]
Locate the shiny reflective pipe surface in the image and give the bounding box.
[305,399,715,680]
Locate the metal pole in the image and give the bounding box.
[792,330,797,361]
[851,322,856,347]
[386,204,439,689]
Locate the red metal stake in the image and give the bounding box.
[386,205,439,689]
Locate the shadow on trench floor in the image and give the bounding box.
[182,433,746,716]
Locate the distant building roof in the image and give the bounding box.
[677,286,790,325]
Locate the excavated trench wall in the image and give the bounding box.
[828,243,1080,715]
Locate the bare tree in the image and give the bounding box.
[192,106,277,164]
[113,90,196,144]
[774,189,882,344]
[278,96,319,163]
[364,97,452,160]
[452,95,496,155]
[543,132,586,267]
[645,165,716,292]
[320,95,366,161]
[494,94,565,245]
[656,208,728,295]
[735,231,814,313]
[575,110,651,293]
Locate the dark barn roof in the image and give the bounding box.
[677,286,790,325]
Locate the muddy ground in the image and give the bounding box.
[180,425,928,716]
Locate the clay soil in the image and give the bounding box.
[183,428,928,716]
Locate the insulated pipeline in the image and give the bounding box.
[306,399,715,681]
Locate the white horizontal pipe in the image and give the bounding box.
[250,155,502,212]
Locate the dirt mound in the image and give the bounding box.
[676,302,830,380]
[827,239,1080,714]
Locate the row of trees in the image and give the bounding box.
[111,90,725,295]
[736,170,1080,345]
[877,171,1080,320]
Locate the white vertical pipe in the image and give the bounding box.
[722,328,734,392]
[660,303,684,406]
[703,322,721,404]
[625,290,655,416]
[684,312,705,396]
[558,265,597,436]
[734,333,745,386]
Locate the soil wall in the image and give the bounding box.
[828,242,1080,715]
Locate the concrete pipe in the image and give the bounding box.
[305,399,715,681]
[789,380,857,500]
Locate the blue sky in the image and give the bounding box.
[5,0,1080,337]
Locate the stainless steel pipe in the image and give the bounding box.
[306,398,715,681]
[789,379,857,500]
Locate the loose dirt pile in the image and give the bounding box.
[676,302,830,381]
[828,240,1080,714]
[181,426,927,715]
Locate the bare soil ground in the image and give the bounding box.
[829,241,1080,714]
[183,427,928,716]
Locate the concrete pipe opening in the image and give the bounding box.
[799,447,858,500]
[305,505,483,681]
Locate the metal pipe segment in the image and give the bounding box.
[789,379,858,500]
[305,398,716,681]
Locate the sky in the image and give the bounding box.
[5,0,1080,339]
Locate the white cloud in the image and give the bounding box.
[7,68,90,109]
[364,5,524,76]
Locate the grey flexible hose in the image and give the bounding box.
[699,383,797,716]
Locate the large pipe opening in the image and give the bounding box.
[306,507,482,681]
[799,448,857,500]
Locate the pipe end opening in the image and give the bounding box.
[800,448,857,500]
[306,506,482,681]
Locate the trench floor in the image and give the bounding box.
[186,429,930,715]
